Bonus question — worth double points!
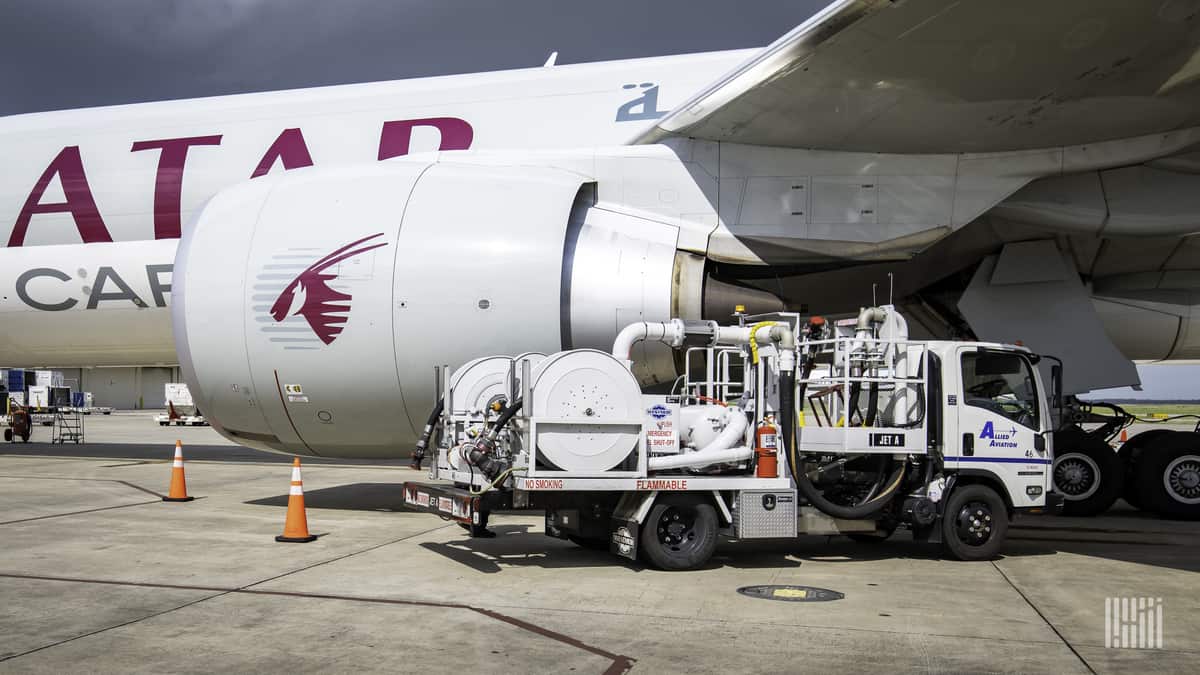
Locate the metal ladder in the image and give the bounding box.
[52,410,84,444]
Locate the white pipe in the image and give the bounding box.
[697,406,748,454]
[613,320,794,363]
[648,407,749,470]
[611,320,684,361]
[648,445,754,470]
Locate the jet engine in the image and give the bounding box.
[172,159,710,458]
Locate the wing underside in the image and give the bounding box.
[634,0,1200,154]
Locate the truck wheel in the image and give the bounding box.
[3,429,11,442]
[1135,433,1200,520]
[1118,430,1174,509]
[639,494,718,570]
[1052,434,1122,516]
[941,484,1008,561]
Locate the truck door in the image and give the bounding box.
[949,348,1051,508]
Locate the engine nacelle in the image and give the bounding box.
[173,159,692,458]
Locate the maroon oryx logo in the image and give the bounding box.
[269,233,388,345]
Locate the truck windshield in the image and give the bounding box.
[961,351,1039,430]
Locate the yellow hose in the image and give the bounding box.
[748,321,778,365]
[471,467,514,496]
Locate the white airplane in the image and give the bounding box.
[2,0,1200,462]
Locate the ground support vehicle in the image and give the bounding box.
[403,306,1063,570]
[154,387,209,426]
[3,407,32,443]
[1051,400,1200,519]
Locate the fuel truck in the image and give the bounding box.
[400,306,1065,570]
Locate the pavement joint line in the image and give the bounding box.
[0,588,233,664]
[991,561,1097,675]
[298,522,1101,651]
[237,522,461,591]
[9,570,1200,658]
[0,569,636,674]
[6,521,635,673]
[0,475,165,499]
[100,461,160,468]
[0,499,162,526]
[464,597,1079,648]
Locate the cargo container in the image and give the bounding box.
[156,383,206,426]
[6,369,25,395]
[164,383,194,408]
[27,386,49,410]
[34,370,64,388]
[49,386,72,408]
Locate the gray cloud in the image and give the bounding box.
[0,0,828,115]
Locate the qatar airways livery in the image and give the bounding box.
[3,0,1200,462]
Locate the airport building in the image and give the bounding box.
[3,365,182,410]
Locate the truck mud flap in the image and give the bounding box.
[610,518,639,561]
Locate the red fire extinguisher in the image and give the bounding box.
[756,417,778,478]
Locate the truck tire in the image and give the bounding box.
[639,494,718,570]
[1052,433,1122,516]
[1118,430,1174,509]
[941,484,1008,561]
[3,429,10,442]
[1134,433,1200,520]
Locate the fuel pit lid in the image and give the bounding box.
[736,585,844,602]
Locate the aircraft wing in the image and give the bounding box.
[633,0,1200,153]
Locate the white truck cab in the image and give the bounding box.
[930,342,1055,510]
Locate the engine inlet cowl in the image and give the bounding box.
[173,159,691,459]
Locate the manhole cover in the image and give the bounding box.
[736,585,844,602]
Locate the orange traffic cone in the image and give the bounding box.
[1120,429,1129,443]
[163,440,194,502]
[276,458,317,543]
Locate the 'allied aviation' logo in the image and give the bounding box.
[268,233,388,345]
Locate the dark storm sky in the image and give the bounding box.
[0,0,828,116]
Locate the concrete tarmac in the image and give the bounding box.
[1,413,1197,673]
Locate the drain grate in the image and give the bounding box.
[736,585,844,602]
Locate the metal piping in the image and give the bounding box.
[648,444,754,471]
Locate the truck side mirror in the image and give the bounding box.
[1050,364,1063,409]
